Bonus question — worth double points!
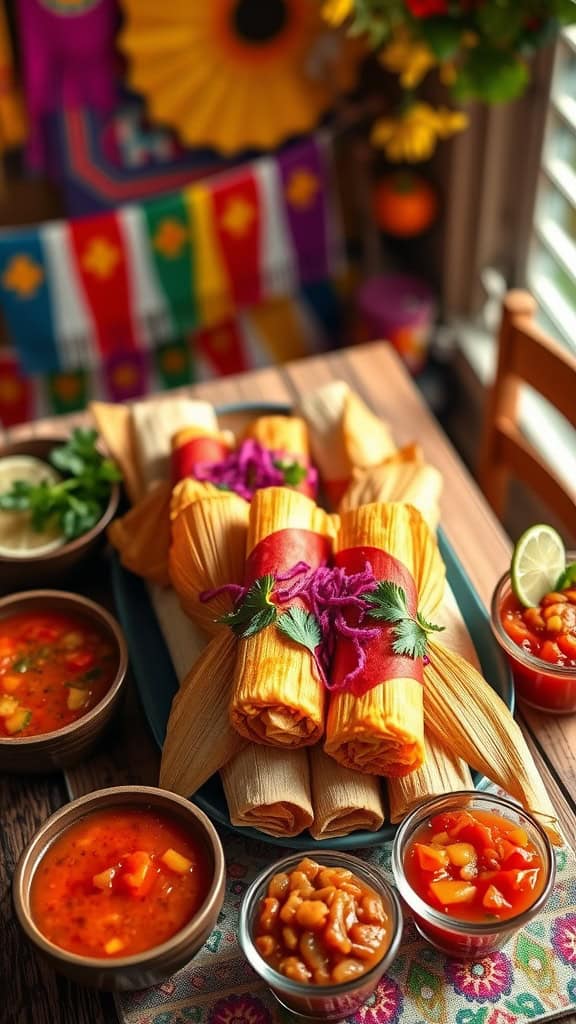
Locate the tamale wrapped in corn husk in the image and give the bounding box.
[309,746,385,839]
[230,487,336,747]
[221,745,313,838]
[244,414,310,457]
[297,381,396,506]
[324,502,445,776]
[170,478,221,521]
[131,397,219,492]
[148,585,207,685]
[108,481,172,587]
[388,731,473,823]
[170,493,249,633]
[340,446,443,532]
[170,424,233,488]
[424,640,562,845]
[90,401,142,503]
[160,629,245,796]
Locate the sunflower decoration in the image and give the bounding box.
[119,0,362,155]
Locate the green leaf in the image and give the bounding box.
[417,611,445,635]
[419,18,462,60]
[556,562,576,591]
[273,459,308,488]
[363,581,409,622]
[277,607,322,655]
[391,618,429,659]
[219,574,277,638]
[476,1,525,44]
[453,49,529,104]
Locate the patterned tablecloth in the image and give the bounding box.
[116,813,576,1024]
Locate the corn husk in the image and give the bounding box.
[339,446,443,532]
[170,493,249,632]
[148,585,207,685]
[388,731,473,823]
[424,640,561,846]
[221,745,313,838]
[131,397,218,492]
[297,381,396,506]
[244,415,311,458]
[230,488,336,747]
[160,629,245,796]
[309,746,385,839]
[325,502,445,776]
[170,478,221,521]
[108,481,172,587]
[90,401,142,503]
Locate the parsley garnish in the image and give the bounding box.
[218,574,278,638]
[0,429,122,541]
[273,458,308,488]
[277,607,326,683]
[363,581,444,659]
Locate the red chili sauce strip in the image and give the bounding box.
[0,610,116,738]
[404,808,546,923]
[501,587,576,666]
[30,807,212,958]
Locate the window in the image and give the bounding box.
[527,27,576,350]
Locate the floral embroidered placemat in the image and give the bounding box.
[116,818,576,1024]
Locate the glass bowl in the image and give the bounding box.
[392,791,555,959]
[238,850,403,1022]
[491,563,576,713]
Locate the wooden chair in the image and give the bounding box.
[478,289,576,535]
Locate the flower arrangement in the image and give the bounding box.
[322,0,575,162]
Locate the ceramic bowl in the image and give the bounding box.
[13,786,226,991]
[491,563,576,713]
[0,436,121,592]
[238,850,403,1022]
[0,589,128,773]
[392,790,555,959]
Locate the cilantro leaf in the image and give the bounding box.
[364,580,444,659]
[277,607,322,654]
[219,575,277,638]
[273,459,308,488]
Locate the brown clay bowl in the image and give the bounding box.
[0,590,128,773]
[0,436,121,592]
[13,786,226,991]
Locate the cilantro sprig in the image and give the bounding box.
[0,429,122,541]
[219,574,277,638]
[363,581,444,659]
[273,458,308,488]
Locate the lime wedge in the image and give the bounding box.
[556,562,576,592]
[0,455,66,558]
[510,524,566,608]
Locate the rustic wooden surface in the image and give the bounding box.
[1,342,575,1024]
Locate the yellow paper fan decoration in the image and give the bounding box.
[119,0,361,155]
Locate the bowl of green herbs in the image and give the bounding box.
[0,430,122,591]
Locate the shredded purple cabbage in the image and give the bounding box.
[192,439,317,501]
[201,560,383,691]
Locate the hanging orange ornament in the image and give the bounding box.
[373,170,438,238]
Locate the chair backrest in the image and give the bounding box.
[478,289,576,534]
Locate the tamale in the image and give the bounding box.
[297,381,396,506]
[230,487,336,747]
[90,401,142,503]
[388,731,473,823]
[160,630,245,796]
[131,397,219,492]
[324,502,445,776]
[108,481,172,587]
[424,640,562,845]
[309,746,385,839]
[170,478,221,521]
[170,424,233,487]
[244,414,311,458]
[340,447,443,532]
[170,493,250,632]
[221,745,313,838]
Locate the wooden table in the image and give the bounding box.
[2,343,575,1024]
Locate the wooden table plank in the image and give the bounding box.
[2,343,575,1024]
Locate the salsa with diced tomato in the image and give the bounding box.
[404,808,546,925]
[0,610,117,738]
[499,587,576,712]
[30,807,212,958]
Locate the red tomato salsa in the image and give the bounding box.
[0,610,117,738]
[30,807,212,958]
[404,808,546,925]
[499,587,576,711]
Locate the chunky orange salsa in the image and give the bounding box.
[404,808,546,924]
[501,587,576,666]
[0,610,116,737]
[31,807,212,958]
[254,857,391,986]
